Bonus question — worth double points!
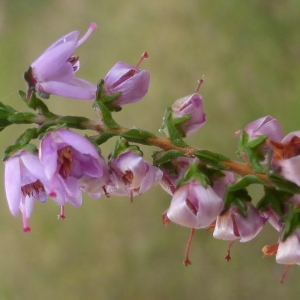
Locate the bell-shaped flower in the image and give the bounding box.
[166,179,224,229]
[108,150,162,199]
[213,203,264,242]
[25,23,97,100]
[4,150,50,232]
[276,229,300,265]
[103,62,150,107]
[39,129,109,207]
[169,93,206,137]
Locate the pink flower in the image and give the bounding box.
[39,129,109,207]
[213,203,264,242]
[235,116,284,142]
[166,180,224,228]
[276,229,300,264]
[107,150,162,198]
[26,23,97,100]
[169,93,206,137]
[4,150,50,232]
[103,62,150,106]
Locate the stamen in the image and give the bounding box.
[280,264,291,284]
[58,146,73,178]
[58,206,66,220]
[136,52,149,68]
[21,197,31,233]
[195,75,204,93]
[21,180,45,197]
[77,23,97,47]
[224,240,235,261]
[183,228,195,266]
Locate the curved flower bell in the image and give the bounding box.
[25,23,97,100]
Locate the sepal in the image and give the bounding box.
[95,79,122,112]
[160,107,188,147]
[110,137,143,159]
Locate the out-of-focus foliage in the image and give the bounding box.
[0,0,300,299]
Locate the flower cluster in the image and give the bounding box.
[3,23,300,282]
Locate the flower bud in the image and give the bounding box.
[213,203,264,242]
[166,179,223,228]
[103,62,150,106]
[169,93,206,137]
[236,116,284,142]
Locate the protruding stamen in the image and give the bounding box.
[280,264,291,284]
[183,228,195,266]
[21,197,31,233]
[224,240,235,261]
[136,52,149,68]
[195,75,204,93]
[77,23,97,47]
[58,206,66,220]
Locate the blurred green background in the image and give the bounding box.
[1,0,300,299]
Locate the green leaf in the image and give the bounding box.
[247,135,267,149]
[243,146,264,172]
[268,172,300,194]
[257,187,291,216]
[94,132,117,145]
[161,107,188,147]
[153,150,186,165]
[193,150,229,170]
[177,162,209,187]
[120,128,155,145]
[281,206,300,241]
[7,112,38,124]
[222,188,251,217]
[56,116,90,130]
[110,138,142,159]
[93,101,120,129]
[228,175,264,191]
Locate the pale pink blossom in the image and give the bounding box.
[169,93,206,137]
[4,150,50,231]
[26,23,97,100]
[108,150,162,198]
[166,180,223,228]
[39,129,109,207]
[213,203,264,242]
[104,62,150,106]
